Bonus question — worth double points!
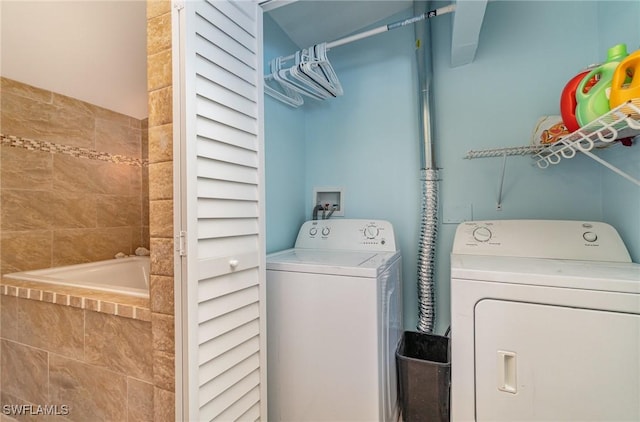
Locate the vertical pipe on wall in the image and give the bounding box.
[414,0,439,334]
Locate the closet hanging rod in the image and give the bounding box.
[276,3,456,62]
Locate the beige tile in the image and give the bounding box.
[92,106,137,128]
[141,226,150,250]
[99,301,116,314]
[1,393,23,422]
[148,161,173,200]
[52,227,132,266]
[147,1,171,20]
[0,391,53,422]
[142,164,149,189]
[148,86,172,127]
[85,298,99,312]
[150,238,174,276]
[84,310,153,382]
[131,168,144,198]
[148,49,172,92]
[1,90,94,148]
[1,340,48,404]
[148,123,173,164]
[0,92,48,141]
[50,191,98,229]
[28,289,42,301]
[51,295,72,312]
[1,230,52,275]
[142,186,150,225]
[38,100,95,148]
[49,354,127,422]
[151,312,174,353]
[128,378,154,422]
[96,195,142,228]
[153,349,175,391]
[53,155,134,196]
[150,275,174,315]
[51,92,95,117]
[116,304,134,319]
[1,146,53,190]
[131,226,147,252]
[147,12,172,56]
[1,190,53,231]
[1,77,52,103]
[43,291,55,303]
[0,295,18,341]
[149,200,173,238]
[95,119,142,159]
[142,127,149,162]
[153,387,175,422]
[17,298,84,360]
[135,307,152,322]
[69,295,83,308]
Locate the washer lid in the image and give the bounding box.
[266,248,399,277]
[451,254,640,294]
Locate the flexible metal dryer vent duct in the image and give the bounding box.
[414,0,439,334]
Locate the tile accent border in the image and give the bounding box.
[0,283,151,322]
[0,133,148,167]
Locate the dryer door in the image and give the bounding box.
[475,299,640,421]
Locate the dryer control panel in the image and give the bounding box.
[452,220,631,262]
[295,219,397,252]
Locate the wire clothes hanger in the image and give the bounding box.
[264,3,456,107]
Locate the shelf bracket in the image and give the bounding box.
[497,152,507,210]
[580,149,640,187]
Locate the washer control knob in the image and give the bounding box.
[321,227,330,236]
[364,225,379,239]
[583,231,598,242]
[309,227,317,236]
[473,227,492,242]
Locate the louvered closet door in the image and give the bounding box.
[175,1,266,420]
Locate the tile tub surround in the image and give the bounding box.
[0,77,150,276]
[0,278,151,322]
[0,286,153,421]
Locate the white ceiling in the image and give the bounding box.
[1,1,147,119]
[266,0,414,48]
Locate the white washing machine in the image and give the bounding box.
[266,219,403,422]
[450,220,640,421]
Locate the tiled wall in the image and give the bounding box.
[147,1,176,421]
[0,296,153,421]
[0,1,176,419]
[0,77,150,276]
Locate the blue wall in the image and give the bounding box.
[264,14,308,253]
[264,1,640,333]
[303,9,423,333]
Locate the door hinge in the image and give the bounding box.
[176,231,187,257]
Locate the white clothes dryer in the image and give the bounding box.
[450,220,640,421]
[266,219,403,422]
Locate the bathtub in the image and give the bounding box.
[3,256,149,298]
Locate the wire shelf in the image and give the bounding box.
[464,98,640,188]
[533,98,640,169]
[465,145,544,159]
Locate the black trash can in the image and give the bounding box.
[396,331,450,422]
